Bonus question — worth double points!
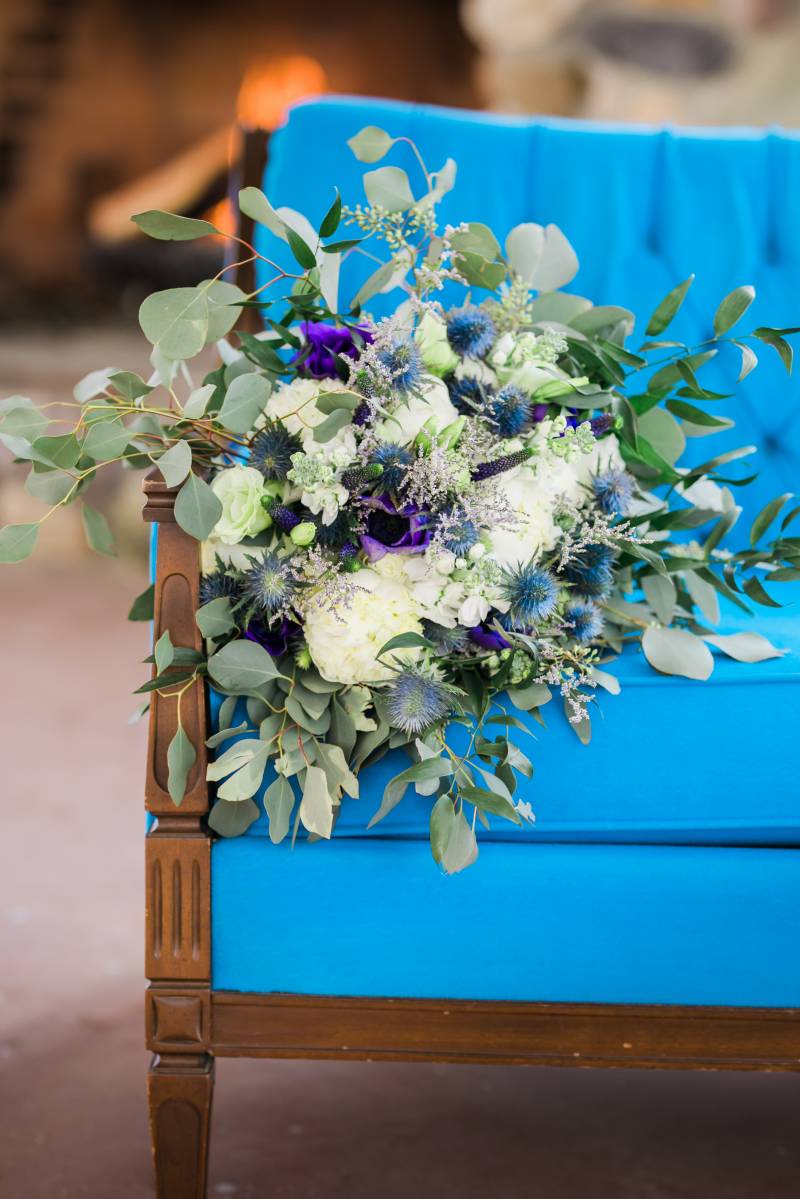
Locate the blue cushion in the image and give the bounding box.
[255,97,800,521]
[212,838,800,1006]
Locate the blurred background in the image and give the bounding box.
[2,2,800,1196]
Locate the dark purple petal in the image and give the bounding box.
[245,617,300,657]
[468,623,511,651]
[294,321,373,380]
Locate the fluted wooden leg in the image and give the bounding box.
[147,1052,214,1199]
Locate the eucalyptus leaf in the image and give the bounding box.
[0,396,48,442]
[363,165,415,211]
[0,523,38,563]
[299,765,335,838]
[238,186,287,239]
[217,744,269,801]
[156,439,192,487]
[703,632,786,663]
[174,473,222,540]
[182,383,216,419]
[642,573,676,625]
[132,210,217,240]
[139,286,209,360]
[684,570,720,625]
[207,638,283,692]
[218,373,271,434]
[167,726,196,805]
[208,797,260,837]
[347,125,394,163]
[81,504,116,556]
[128,583,155,621]
[264,776,295,843]
[642,626,714,680]
[82,417,130,462]
[204,280,246,342]
[750,493,792,545]
[195,596,235,639]
[312,408,352,443]
[430,796,478,874]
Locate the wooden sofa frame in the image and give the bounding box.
[143,131,800,1198]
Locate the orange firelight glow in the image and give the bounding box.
[236,54,327,129]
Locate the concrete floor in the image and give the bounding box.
[1,328,799,1195]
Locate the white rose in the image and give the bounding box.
[303,570,424,685]
[210,465,272,545]
[263,377,351,445]
[375,377,458,446]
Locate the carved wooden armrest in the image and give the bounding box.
[143,471,211,1046]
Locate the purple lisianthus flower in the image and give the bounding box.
[531,403,550,422]
[468,623,511,651]
[359,494,431,562]
[245,617,300,657]
[295,321,372,380]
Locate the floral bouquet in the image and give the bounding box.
[2,125,798,872]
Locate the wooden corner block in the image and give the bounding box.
[147,987,211,1053]
[146,834,211,982]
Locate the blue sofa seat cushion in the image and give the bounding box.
[211,838,800,1006]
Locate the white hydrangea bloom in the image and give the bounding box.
[303,569,423,685]
[261,376,351,445]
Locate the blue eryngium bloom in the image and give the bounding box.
[199,561,240,607]
[486,385,532,437]
[502,563,559,628]
[446,305,496,357]
[242,551,295,616]
[250,420,302,481]
[447,374,494,415]
[385,668,453,735]
[562,543,615,597]
[565,601,603,643]
[379,341,423,392]
[437,511,478,555]
[371,443,412,492]
[592,468,635,516]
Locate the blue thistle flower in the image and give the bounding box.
[562,544,615,598]
[199,561,240,607]
[446,305,496,358]
[242,551,295,616]
[371,443,412,492]
[565,601,603,643]
[485,385,532,437]
[250,420,302,481]
[436,512,478,556]
[385,668,453,735]
[591,468,635,516]
[379,341,423,393]
[447,374,494,416]
[421,620,469,655]
[502,563,559,629]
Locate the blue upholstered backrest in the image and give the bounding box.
[254,96,800,519]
